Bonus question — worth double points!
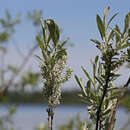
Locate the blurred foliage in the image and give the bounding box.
[0,106,16,130]
[126,48,130,68]
[120,91,130,110]
[0,9,41,130]
[35,115,93,130]
[0,7,129,130]
[0,9,41,96]
[28,10,43,27]
[58,115,93,130]
[0,10,20,43]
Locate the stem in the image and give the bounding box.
[47,107,54,130]
[0,52,5,86]
[108,76,130,130]
[3,44,38,93]
[96,64,111,130]
[99,120,102,130]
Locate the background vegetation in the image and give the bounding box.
[0,5,129,130]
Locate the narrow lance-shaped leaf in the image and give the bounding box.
[117,42,130,50]
[35,55,43,61]
[115,24,121,44]
[46,19,60,46]
[107,30,114,43]
[36,36,44,50]
[47,33,51,44]
[80,98,92,105]
[75,75,87,96]
[103,6,110,28]
[96,14,105,40]
[88,89,99,103]
[41,19,46,43]
[123,12,130,35]
[95,55,99,66]
[60,39,68,48]
[86,80,91,90]
[107,12,118,28]
[81,66,95,86]
[109,27,121,44]
[90,39,101,45]
[93,56,99,81]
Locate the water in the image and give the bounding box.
[0,104,130,130]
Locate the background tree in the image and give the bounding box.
[0,10,42,130]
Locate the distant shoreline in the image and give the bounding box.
[1,90,130,110]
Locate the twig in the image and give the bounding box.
[11,38,25,58]
[0,52,5,86]
[96,64,111,130]
[108,76,130,130]
[3,44,38,93]
[47,107,54,130]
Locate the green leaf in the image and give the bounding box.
[80,98,92,105]
[123,12,130,35]
[107,87,119,93]
[103,6,110,26]
[60,40,68,48]
[56,48,66,58]
[117,42,130,50]
[86,85,98,103]
[46,19,60,46]
[109,27,121,43]
[109,90,121,100]
[103,108,111,117]
[93,56,99,80]
[35,55,43,61]
[90,39,101,45]
[47,34,51,44]
[95,55,99,65]
[115,24,121,44]
[81,66,95,86]
[107,12,118,27]
[41,19,46,42]
[75,75,87,96]
[42,50,48,63]
[86,80,91,89]
[95,76,103,86]
[107,30,114,43]
[0,32,9,42]
[96,14,105,39]
[36,36,44,50]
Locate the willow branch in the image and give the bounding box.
[108,76,130,130]
[3,44,38,93]
[47,107,54,130]
[96,64,111,130]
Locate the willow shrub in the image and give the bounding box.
[37,7,130,130]
[75,7,130,130]
[36,19,72,130]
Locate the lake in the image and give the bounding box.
[0,104,130,130]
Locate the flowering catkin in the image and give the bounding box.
[41,51,72,107]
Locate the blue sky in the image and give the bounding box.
[0,0,130,89]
